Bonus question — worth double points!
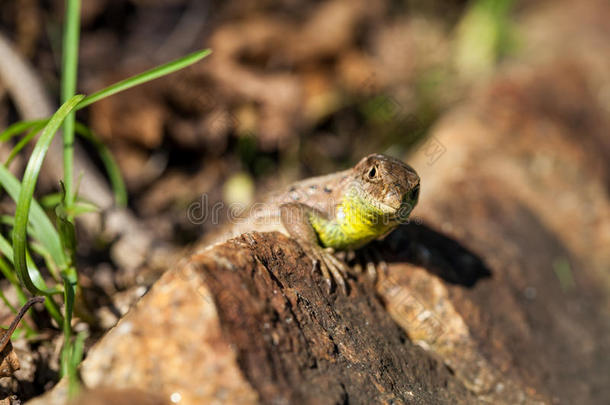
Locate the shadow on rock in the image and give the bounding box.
[380,222,492,287]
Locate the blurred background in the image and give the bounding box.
[1,0,609,403]
[0,0,524,244]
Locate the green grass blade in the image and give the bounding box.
[60,275,75,378]
[0,287,18,314]
[74,122,127,206]
[0,119,48,142]
[13,95,83,296]
[40,192,98,215]
[71,329,87,370]
[40,192,63,209]
[58,185,79,386]
[29,241,62,282]
[4,121,46,166]
[25,249,62,295]
[0,165,64,268]
[0,252,28,305]
[0,217,36,246]
[55,183,77,264]
[0,233,60,294]
[68,201,99,216]
[0,234,63,324]
[1,49,210,155]
[61,0,81,207]
[76,49,211,110]
[66,329,87,398]
[0,215,15,227]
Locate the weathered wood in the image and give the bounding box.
[192,232,476,404]
[28,232,481,405]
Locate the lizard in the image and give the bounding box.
[206,153,420,294]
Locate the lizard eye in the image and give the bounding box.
[368,166,377,179]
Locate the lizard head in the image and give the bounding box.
[353,154,420,223]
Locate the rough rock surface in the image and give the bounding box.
[31,231,484,405]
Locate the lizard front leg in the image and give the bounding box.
[279,203,349,294]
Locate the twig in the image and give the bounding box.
[0,296,44,353]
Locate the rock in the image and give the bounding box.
[29,231,483,405]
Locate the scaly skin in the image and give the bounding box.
[301,155,419,250]
[220,154,420,293]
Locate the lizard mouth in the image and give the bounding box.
[364,187,418,222]
[357,182,419,223]
[393,185,419,222]
[368,199,412,223]
[392,202,414,222]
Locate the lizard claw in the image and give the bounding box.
[322,248,349,294]
[303,244,349,294]
[361,247,381,281]
[312,256,333,292]
[347,245,389,283]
